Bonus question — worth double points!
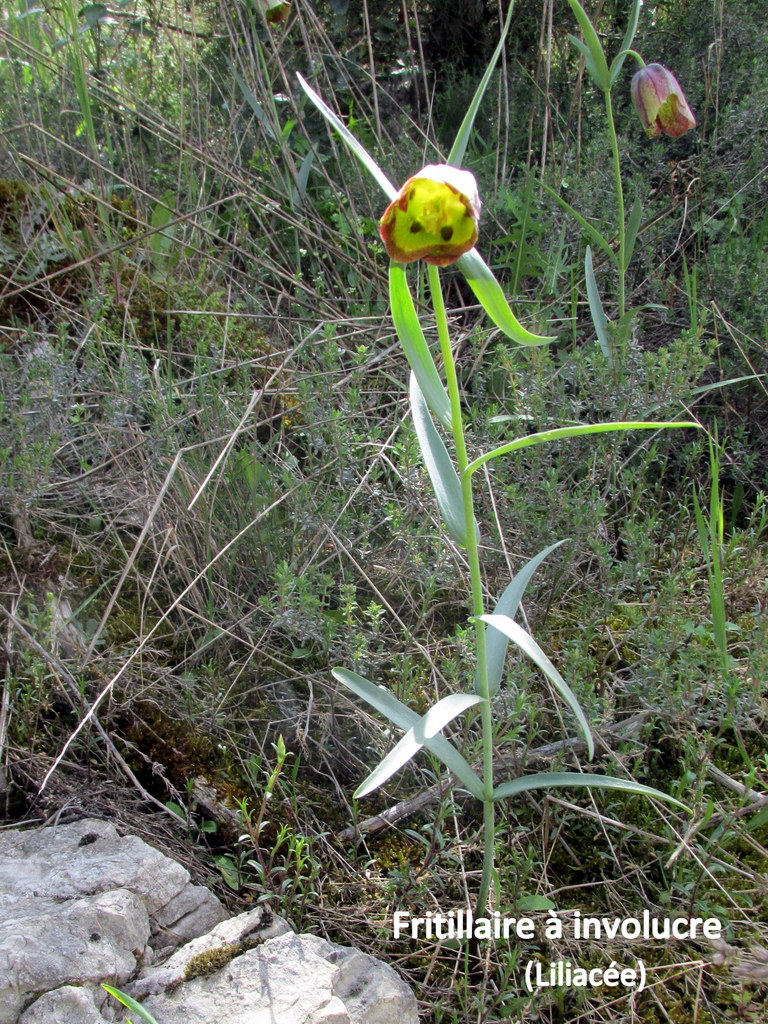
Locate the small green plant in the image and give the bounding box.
[102,985,161,1024]
[298,1,698,921]
[548,0,697,365]
[236,736,322,924]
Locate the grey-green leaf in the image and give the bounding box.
[492,771,689,813]
[475,541,567,697]
[333,667,419,732]
[624,196,643,270]
[447,3,514,167]
[585,245,613,364]
[457,249,556,346]
[296,73,397,202]
[355,693,483,799]
[478,614,594,759]
[609,0,642,86]
[333,669,485,799]
[390,264,451,429]
[567,0,610,91]
[410,373,472,547]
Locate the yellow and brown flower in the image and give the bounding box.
[379,164,481,267]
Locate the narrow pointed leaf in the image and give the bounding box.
[355,729,425,798]
[422,693,484,737]
[333,668,485,799]
[465,420,700,477]
[609,0,642,86]
[475,541,567,696]
[567,0,610,90]
[585,245,613,364]
[493,771,689,812]
[568,34,604,90]
[457,249,556,346]
[624,196,643,270]
[355,693,483,799]
[102,987,162,1024]
[410,373,472,547]
[447,3,514,167]
[232,62,277,140]
[422,732,484,798]
[390,264,451,428]
[296,73,397,201]
[539,181,615,263]
[333,668,420,731]
[478,614,594,759]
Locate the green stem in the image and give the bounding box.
[604,86,626,321]
[427,263,495,918]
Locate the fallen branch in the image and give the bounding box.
[338,710,652,840]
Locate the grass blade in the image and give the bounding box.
[102,986,161,1024]
[540,181,615,262]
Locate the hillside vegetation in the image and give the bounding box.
[1,1,766,1020]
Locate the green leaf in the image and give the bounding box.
[80,3,110,29]
[516,894,557,912]
[609,0,642,85]
[567,0,610,91]
[539,181,615,263]
[389,264,451,429]
[296,73,397,201]
[568,34,605,91]
[332,668,419,732]
[102,986,162,1024]
[492,771,690,812]
[585,245,613,364]
[476,541,567,697]
[333,669,484,799]
[355,693,483,799]
[465,420,700,477]
[231,62,277,140]
[456,249,556,346]
[624,196,643,270]
[478,614,594,758]
[410,374,473,547]
[447,3,514,167]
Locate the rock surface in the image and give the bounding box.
[0,818,419,1024]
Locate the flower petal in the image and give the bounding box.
[380,164,480,266]
[631,64,696,139]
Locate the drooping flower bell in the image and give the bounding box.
[379,164,481,267]
[631,63,696,139]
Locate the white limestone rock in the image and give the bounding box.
[137,930,419,1024]
[0,887,148,1024]
[18,985,111,1024]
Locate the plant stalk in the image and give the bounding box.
[604,86,626,320]
[427,263,495,918]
